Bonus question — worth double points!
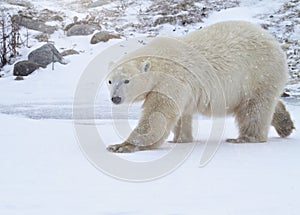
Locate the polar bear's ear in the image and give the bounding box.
[140,60,151,73]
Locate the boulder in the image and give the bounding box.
[90,31,121,44]
[13,60,40,76]
[13,15,57,34]
[66,23,100,36]
[61,49,80,57]
[28,44,67,68]
[15,76,24,81]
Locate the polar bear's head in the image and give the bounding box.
[107,60,152,105]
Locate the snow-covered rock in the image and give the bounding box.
[28,44,67,68]
[66,23,100,36]
[61,49,80,57]
[90,31,121,44]
[13,60,40,76]
[14,15,57,34]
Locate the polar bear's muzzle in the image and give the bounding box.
[111,96,122,104]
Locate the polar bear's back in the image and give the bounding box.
[180,21,288,112]
[181,21,287,82]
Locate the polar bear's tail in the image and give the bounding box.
[271,100,295,137]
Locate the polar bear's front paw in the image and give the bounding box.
[173,134,193,143]
[107,142,138,153]
[173,137,193,143]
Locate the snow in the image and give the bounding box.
[292,24,300,40]
[0,0,299,214]
[204,7,261,25]
[239,0,288,12]
[0,109,299,215]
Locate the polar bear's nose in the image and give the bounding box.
[112,96,122,104]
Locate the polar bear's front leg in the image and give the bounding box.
[107,93,180,153]
[173,114,193,143]
[107,142,147,153]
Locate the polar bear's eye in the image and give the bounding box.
[108,80,112,84]
[124,79,130,84]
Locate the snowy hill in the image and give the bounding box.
[0,0,299,118]
[0,0,299,214]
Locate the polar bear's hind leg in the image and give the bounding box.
[227,94,276,143]
[271,100,295,137]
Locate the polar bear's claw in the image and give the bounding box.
[107,142,137,153]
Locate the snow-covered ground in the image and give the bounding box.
[1,109,299,215]
[0,0,299,214]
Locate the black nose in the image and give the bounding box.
[111,96,122,104]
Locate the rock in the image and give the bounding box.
[281,89,291,97]
[66,24,100,36]
[154,16,177,26]
[28,44,67,68]
[90,31,121,44]
[13,60,40,76]
[260,23,270,30]
[88,0,112,8]
[15,76,24,81]
[7,0,33,8]
[13,15,57,34]
[61,49,80,57]
[34,33,49,42]
[281,43,290,50]
[281,92,291,98]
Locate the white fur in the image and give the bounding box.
[106,21,290,153]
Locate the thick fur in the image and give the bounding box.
[106,21,294,153]
[271,100,295,138]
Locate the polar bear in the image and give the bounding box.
[106,21,295,153]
